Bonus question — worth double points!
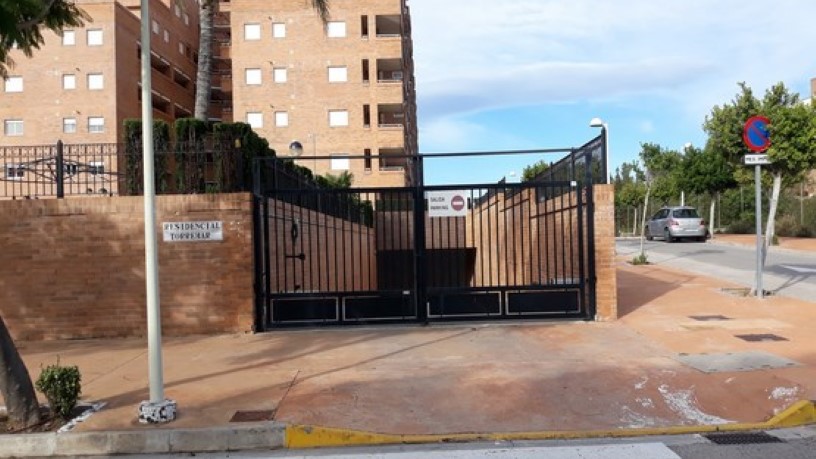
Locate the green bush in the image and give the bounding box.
[35,362,82,420]
[727,219,755,235]
[631,253,649,265]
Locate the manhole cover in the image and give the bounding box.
[735,334,788,342]
[230,409,275,422]
[704,431,784,445]
[689,315,731,321]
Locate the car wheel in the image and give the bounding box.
[646,227,653,241]
[664,228,673,243]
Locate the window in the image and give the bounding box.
[163,30,170,43]
[272,23,286,38]
[245,68,262,85]
[244,23,261,40]
[273,67,287,83]
[183,13,190,26]
[246,112,263,128]
[62,74,76,90]
[364,148,372,170]
[87,73,104,90]
[328,66,348,83]
[328,110,349,127]
[179,42,184,54]
[4,76,22,93]
[89,161,105,175]
[174,4,181,17]
[63,117,77,133]
[88,117,104,133]
[330,154,350,170]
[152,20,159,34]
[362,59,370,82]
[274,111,289,127]
[87,29,103,46]
[5,164,24,180]
[62,30,76,46]
[327,21,346,38]
[3,119,23,136]
[361,15,369,37]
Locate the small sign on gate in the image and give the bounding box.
[427,190,468,218]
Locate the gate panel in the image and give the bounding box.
[423,182,586,319]
[263,187,417,326]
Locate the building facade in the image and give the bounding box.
[0,0,200,146]
[1,0,417,189]
[224,0,417,187]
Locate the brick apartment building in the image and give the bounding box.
[0,0,200,145]
[0,0,418,189]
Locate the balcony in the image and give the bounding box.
[375,15,401,38]
[377,104,404,128]
[379,148,406,171]
[376,58,403,83]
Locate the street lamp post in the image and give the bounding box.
[589,118,610,184]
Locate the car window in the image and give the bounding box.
[672,209,700,218]
[652,210,664,220]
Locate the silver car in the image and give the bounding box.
[645,206,707,242]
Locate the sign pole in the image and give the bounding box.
[743,115,770,300]
[754,164,763,299]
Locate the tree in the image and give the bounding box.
[0,0,89,78]
[0,0,88,429]
[676,145,736,237]
[193,0,330,120]
[704,83,816,263]
[522,159,549,181]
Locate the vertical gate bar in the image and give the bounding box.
[298,192,305,293]
[490,188,497,287]
[341,191,348,294]
[558,187,572,285]
[55,141,65,199]
[478,189,484,288]
[515,191,521,288]
[413,156,427,322]
[456,195,463,287]
[316,192,323,293]
[569,184,575,283]
[585,153,598,320]
[577,183,586,313]
[333,191,339,294]
[543,185,550,284]
[358,191,364,292]
[527,186,534,286]
[502,184,509,291]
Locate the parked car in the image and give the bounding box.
[645,206,707,242]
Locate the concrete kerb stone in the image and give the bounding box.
[285,400,816,449]
[0,422,286,458]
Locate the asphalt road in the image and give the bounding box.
[616,238,816,303]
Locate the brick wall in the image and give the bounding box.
[0,193,254,341]
[592,185,618,320]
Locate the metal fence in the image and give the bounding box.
[0,140,255,199]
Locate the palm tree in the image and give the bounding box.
[194,0,330,120]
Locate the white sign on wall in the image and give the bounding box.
[163,221,223,242]
[427,190,468,218]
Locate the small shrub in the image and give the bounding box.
[726,219,755,234]
[775,215,798,237]
[794,225,814,238]
[35,361,82,420]
[631,253,649,265]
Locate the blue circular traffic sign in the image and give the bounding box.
[743,116,770,152]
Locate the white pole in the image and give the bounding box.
[604,124,610,184]
[755,165,763,299]
[138,0,176,424]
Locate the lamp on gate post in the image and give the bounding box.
[589,117,610,184]
[288,141,304,157]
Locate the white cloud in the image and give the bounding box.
[409,0,816,122]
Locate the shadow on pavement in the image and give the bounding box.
[616,268,695,317]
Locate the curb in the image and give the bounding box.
[285,400,816,449]
[0,422,285,458]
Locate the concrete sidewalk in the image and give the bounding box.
[10,259,816,449]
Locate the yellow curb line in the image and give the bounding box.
[285,400,816,449]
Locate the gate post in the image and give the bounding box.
[251,158,268,332]
[584,148,597,320]
[55,140,65,198]
[412,155,427,322]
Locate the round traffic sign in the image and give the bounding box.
[451,195,465,211]
[743,116,770,153]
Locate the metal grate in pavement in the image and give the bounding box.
[689,315,731,321]
[735,333,789,342]
[704,431,784,445]
[230,409,276,422]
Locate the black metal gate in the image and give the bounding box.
[253,137,606,329]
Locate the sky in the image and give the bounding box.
[407,0,816,185]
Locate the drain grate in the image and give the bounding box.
[704,431,784,445]
[689,315,731,321]
[735,334,788,342]
[230,409,276,422]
